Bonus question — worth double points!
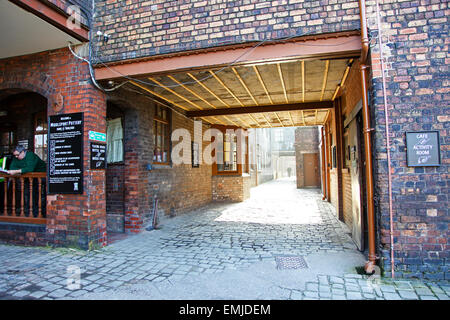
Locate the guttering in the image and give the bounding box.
[358,0,378,274]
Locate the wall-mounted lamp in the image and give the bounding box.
[96,31,110,43]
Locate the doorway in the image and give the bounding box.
[105,102,125,233]
[304,153,320,187]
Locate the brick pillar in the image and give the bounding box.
[0,47,108,249]
[44,48,107,249]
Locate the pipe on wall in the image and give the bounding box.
[375,0,395,278]
[358,0,378,274]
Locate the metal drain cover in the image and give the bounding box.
[275,256,308,270]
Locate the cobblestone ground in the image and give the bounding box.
[0,178,448,300]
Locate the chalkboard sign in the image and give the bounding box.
[406,131,440,167]
[48,112,84,194]
[90,143,106,169]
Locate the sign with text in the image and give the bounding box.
[48,112,84,194]
[90,143,106,170]
[406,131,440,167]
[89,130,106,142]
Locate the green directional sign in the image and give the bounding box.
[89,130,106,142]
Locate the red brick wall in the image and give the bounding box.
[212,175,250,202]
[0,47,107,249]
[93,0,361,63]
[148,109,213,220]
[105,89,213,232]
[365,1,449,279]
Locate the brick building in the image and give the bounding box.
[0,0,448,280]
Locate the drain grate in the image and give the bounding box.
[275,256,308,270]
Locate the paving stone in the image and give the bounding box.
[305,282,319,291]
[415,287,434,296]
[319,291,332,298]
[68,289,89,298]
[360,285,375,294]
[29,291,48,299]
[383,292,402,300]
[398,290,419,300]
[12,290,30,298]
[380,284,397,293]
[331,283,345,289]
[345,284,360,292]
[394,281,413,290]
[48,289,71,298]
[435,293,449,300]
[319,285,331,293]
[318,275,329,285]
[85,274,102,281]
[363,293,376,299]
[419,295,438,300]
[290,291,303,300]
[304,291,319,299]
[428,285,444,294]
[330,276,345,284]
[347,291,363,300]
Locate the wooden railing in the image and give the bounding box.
[0,173,46,224]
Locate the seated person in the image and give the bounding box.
[7,145,46,175]
[7,145,46,217]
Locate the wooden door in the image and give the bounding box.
[349,115,364,251]
[304,153,320,187]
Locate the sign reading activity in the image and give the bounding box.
[406,131,440,167]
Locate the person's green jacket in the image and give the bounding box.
[10,151,46,173]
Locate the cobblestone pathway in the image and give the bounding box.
[0,179,448,300]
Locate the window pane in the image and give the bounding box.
[41,148,47,162]
[35,134,43,149]
[217,132,238,172]
[153,106,170,163]
[160,122,164,161]
[36,117,45,131]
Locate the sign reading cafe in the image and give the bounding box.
[406,131,441,167]
[48,112,84,194]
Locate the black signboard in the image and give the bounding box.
[406,131,440,167]
[48,112,84,194]
[90,143,106,170]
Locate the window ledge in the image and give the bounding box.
[213,173,248,178]
[152,163,172,170]
[107,161,125,166]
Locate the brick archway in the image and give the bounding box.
[0,74,57,112]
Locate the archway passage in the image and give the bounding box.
[96,32,369,260]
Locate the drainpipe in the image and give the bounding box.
[359,0,378,274]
